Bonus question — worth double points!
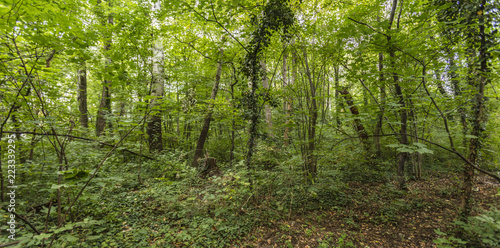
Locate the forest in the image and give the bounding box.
[0,0,499,247]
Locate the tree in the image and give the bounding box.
[192,46,224,167]
[147,0,165,152]
[78,61,88,128]
[95,0,114,137]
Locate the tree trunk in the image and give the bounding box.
[374,52,385,157]
[96,13,113,137]
[77,61,88,128]
[461,0,488,220]
[340,88,369,149]
[302,47,317,179]
[388,0,408,189]
[260,61,273,137]
[282,44,290,146]
[192,48,224,167]
[334,65,342,128]
[449,54,468,148]
[147,1,165,153]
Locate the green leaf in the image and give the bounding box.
[434,229,447,236]
[61,234,79,242]
[51,184,69,190]
[86,235,103,240]
[416,148,434,154]
[397,147,414,153]
[386,144,401,148]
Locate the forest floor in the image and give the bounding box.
[238,174,499,247]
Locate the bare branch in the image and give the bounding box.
[347,17,389,38]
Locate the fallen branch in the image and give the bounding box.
[2,131,154,160]
[60,111,150,227]
[0,206,41,234]
[0,241,20,248]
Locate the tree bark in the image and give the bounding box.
[260,60,273,137]
[77,60,88,128]
[334,65,342,128]
[461,0,488,220]
[302,47,317,178]
[282,44,290,146]
[147,1,165,153]
[192,48,224,167]
[96,10,113,137]
[449,54,468,147]
[388,0,408,189]
[374,52,385,157]
[340,88,369,149]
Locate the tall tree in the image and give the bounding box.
[388,0,409,189]
[77,60,88,128]
[147,0,165,152]
[302,47,318,178]
[461,0,491,220]
[95,0,113,137]
[192,47,224,167]
[260,60,273,137]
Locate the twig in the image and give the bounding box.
[172,35,214,60]
[183,1,249,53]
[330,133,500,183]
[347,17,389,38]
[60,111,151,227]
[0,206,41,234]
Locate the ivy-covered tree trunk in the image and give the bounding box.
[243,0,294,172]
[192,48,224,167]
[461,0,489,220]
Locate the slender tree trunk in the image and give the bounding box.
[192,48,224,167]
[449,54,468,147]
[388,0,408,189]
[230,80,236,166]
[334,65,342,128]
[374,52,385,157]
[302,48,317,179]
[78,61,88,128]
[260,61,273,137]
[282,44,290,146]
[96,12,113,137]
[408,99,421,179]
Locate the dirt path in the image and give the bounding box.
[238,175,499,247]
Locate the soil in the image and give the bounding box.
[237,174,499,247]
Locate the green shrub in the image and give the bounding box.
[434,207,500,247]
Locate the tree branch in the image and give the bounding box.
[347,17,389,38]
[0,206,41,235]
[2,131,155,160]
[330,133,500,183]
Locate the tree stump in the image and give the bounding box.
[199,157,221,178]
